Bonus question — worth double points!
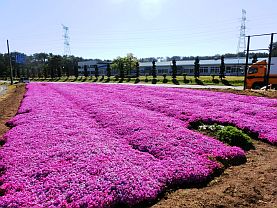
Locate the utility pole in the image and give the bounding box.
[237,9,247,56]
[62,24,71,56]
[6,40,13,85]
[237,9,247,75]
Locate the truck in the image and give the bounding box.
[246,57,277,89]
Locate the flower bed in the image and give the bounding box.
[87,84,277,145]
[0,83,275,207]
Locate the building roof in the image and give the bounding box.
[78,60,97,65]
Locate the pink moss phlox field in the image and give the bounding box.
[86,84,277,145]
[0,83,275,207]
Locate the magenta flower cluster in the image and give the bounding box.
[0,83,275,207]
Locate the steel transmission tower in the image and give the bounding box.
[237,9,247,56]
[62,24,71,56]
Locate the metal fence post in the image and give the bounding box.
[266,33,274,90]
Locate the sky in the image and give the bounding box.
[0,0,277,59]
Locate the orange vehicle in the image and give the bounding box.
[246,57,277,89]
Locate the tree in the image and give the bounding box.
[135,62,140,78]
[106,63,111,78]
[111,56,125,78]
[10,52,19,78]
[95,65,99,79]
[74,65,79,78]
[2,53,10,79]
[43,65,48,78]
[194,56,200,78]
[33,53,48,63]
[171,56,181,61]
[126,53,134,75]
[119,62,124,79]
[62,56,73,77]
[33,53,49,78]
[21,68,26,77]
[172,59,177,79]
[272,42,277,57]
[111,54,138,78]
[219,55,225,80]
[252,54,258,63]
[84,65,88,77]
[26,68,30,78]
[57,66,62,78]
[37,67,42,78]
[152,60,157,78]
[16,67,21,78]
[64,65,70,77]
[0,53,9,79]
[48,55,62,78]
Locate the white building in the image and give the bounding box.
[78,61,97,76]
[78,58,266,76]
[77,61,113,76]
[139,58,253,76]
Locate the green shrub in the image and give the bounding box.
[210,74,215,80]
[145,74,149,82]
[216,126,254,150]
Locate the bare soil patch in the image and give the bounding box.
[204,89,277,98]
[151,141,277,208]
[0,84,26,137]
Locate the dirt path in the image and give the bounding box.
[202,88,277,98]
[151,141,277,208]
[0,84,26,137]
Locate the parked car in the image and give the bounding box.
[19,77,30,83]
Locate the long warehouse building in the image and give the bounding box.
[78,58,266,76]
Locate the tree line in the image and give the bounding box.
[0,43,276,80]
[0,52,86,79]
[138,52,270,62]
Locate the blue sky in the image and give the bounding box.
[0,0,276,59]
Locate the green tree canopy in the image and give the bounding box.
[194,56,200,78]
[106,63,111,78]
[219,55,225,80]
[111,53,138,77]
[48,55,63,78]
[172,59,177,79]
[135,62,139,78]
[152,60,157,78]
[95,65,99,78]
